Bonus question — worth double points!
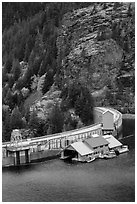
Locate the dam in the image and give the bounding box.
[2,107,122,167]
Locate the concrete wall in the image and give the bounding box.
[2,107,123,167]
[30,149,60,162]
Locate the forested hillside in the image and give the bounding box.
[2,2,135,142]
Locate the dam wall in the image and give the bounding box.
[2,107,123,167]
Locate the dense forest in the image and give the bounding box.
[2,2,95,142]
[2,2,135,142]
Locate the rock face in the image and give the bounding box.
[57,2,135,111]
[29,2,134,118]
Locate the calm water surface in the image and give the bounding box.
[2,119,135,202]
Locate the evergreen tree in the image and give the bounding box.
[10,106,23,130]
[5,88,14,109]
[63,111,78,131]
[28,110,39,130]
[12,59,21,81]
[61,83,94,125]
[42,68,54,94]
[2,85,9,104]
[47,104,64,134]
[8,74,15,88]
[2,68,8,85]
[4,54,13,73]
[28,110,45,137]
[2,109,11,142]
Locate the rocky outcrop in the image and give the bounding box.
[29,3,134,118]
[30,85,61,119]
[57,2,135,111]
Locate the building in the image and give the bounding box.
[83,135,109,157]
[102,110,114,135]
[61,141,94,162]
[61,134,109,161]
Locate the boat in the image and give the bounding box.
[103,153,116,159]
[98,154,105,159]
[87,157,96,163]
[71,158,86,163]
[71,157,95,163]
[99,152,116,159]
[118,145,129,154]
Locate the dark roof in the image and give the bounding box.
[84,136,109,148]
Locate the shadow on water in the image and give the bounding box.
[120,117,135,149]
[3,155,60,174]
[2,163,39,174]
[122,117,135,137]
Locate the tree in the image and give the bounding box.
[75,86,94,125]
[4,88,14,109]
[2,84,9,103]
[4,54,13,73]
[28,110,45,137]
[10,106,23,130]
[42,68,54,94]
[8,74,15,88]
[47,104,64,134]
[2,109,11,142]
[2,68,8,85]
[11,59,21,81]
[61,82,94,125]
[63,111,78,131]
[28,110,39,130]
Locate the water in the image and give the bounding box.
[2,118,135,202]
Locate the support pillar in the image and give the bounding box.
[25,149,30,163]
[16,151,20,165]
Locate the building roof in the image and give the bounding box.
[84,136,109,148]
[69,141,94,156]
[102,110,113,115]
[103,135,122,149]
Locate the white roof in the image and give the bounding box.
[70,142,94,156]
[103,135,122,149]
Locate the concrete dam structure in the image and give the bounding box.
[2,107,122,167]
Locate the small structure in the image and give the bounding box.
[61,141,94,162]
[61,135,109,162]
[6,129,31,166]
[102,110,114,135]
[7,146,30,166]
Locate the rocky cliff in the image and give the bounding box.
[56,2,135,113]
[22,2,135,119]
